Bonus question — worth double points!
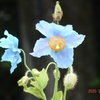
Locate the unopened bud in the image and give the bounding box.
[52,1,63,22]
[32,68,40,76]
[53,69,60,80]
[63,73,78,90]
[17,76,29,86]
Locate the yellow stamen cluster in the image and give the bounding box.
[48,36,66,52]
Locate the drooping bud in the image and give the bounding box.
[63,73,78,90]
[32,68,40,76]
[17,76,29,86]
[52,1,63,22]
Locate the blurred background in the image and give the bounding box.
[0,0,100,100]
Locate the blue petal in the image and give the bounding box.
[1,48,22,73]
[10,63,17,74]
[36,20,65,37]
[0,30,20,52]
[65,31,85,48]
[59,25,73,37]
[36,20,74,38]
[0,37,10,48]
[30,38,51,57]
[50,47,74,68]
[52,24,73,37]
[1,49,22,64]
[10,53,22,73]
[4,30,19,48]
[36,20,54,37]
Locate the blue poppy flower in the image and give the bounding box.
[30,20,85,68]
[0,30,22,73]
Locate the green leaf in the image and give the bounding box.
[31,68,49,90]
[30,80,40,89]
[54,91,63,100]
[37,68,49,89]
[23,86,43,99]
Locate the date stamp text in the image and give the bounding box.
[88,89,100,93]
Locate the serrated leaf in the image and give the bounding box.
[23,86,43,99]
[54,91,63,100]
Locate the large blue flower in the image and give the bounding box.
[0,30,22,73]
[30,20,85,68]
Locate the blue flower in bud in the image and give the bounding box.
[30,20,85,69]
[0,30,22,73]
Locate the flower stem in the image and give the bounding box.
[20,49,31,71]
[56,20,59,24]
[46,62,59,100]
[63,87,67,100]
[46,62,57,72]
[20,49,47,100]
[52,64,59,100]
[20,49,35,77]
[41,90,47,100]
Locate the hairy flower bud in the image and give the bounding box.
[63,73,78,90]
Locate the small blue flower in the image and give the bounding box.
[0,30,22,73]
[30,20,85,68]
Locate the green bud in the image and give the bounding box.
[17,76,29,86]
[52,1,63,22]
[32,68,40,76]
[53,69,60,80]
[63,73,78,90]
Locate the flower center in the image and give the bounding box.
[48,36,66,52]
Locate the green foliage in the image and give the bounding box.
[54,91,63,100]
[89,77,100,87]
[31,68,49,90]
[24,86,43,99]
[19,68,49,100]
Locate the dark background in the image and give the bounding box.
[0,0,100,100]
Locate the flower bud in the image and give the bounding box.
[52,1,63,22]
[63,73,78,90]
[53,69,60,80]
[32,68,40,76]
[17,76,29,86]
